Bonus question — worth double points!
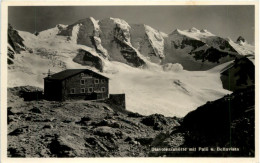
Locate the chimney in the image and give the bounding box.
[48,69,51,78]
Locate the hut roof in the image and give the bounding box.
[44,69,109,80]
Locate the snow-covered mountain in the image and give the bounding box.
[56,17,254,71]
[7,17,255,117]
[163,27,254,70]
[58,17,146,67]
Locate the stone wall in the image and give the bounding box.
[108,94,126,110]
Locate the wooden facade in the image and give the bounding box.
[44,69,109,101]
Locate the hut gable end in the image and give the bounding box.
[44,69,109,101]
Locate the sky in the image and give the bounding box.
[8,5,255,44]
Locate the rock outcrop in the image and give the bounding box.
[8,24,25,53]
[8,24,26,64]
[236,36,246,43]
[221,57,255,91]
[181,86,255,157]
[73,49,104,72]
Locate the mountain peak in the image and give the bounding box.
[225,37,232,42]
[171,29,182,35]
[188,27,199,32]
[236,36,246,43]
[76,17,94,22]
[56,24,68,29]
[101,17,131,30]
[200,29,208,33]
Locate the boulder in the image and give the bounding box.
[8,147,26,157]
[85,136,109,152]
[48,135,75,157]
[135,137,154,145]
[8,107,14,115]
[127,112,144,118]
[93,126,119,139]
[29,107,42,114]
[141,114,168,130]
[76,116,91,125]
[92,119,121,128]
[43,124,53,129]
[8,126,28,136]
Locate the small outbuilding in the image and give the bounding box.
[44,69,109,101]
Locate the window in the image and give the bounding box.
[94,79,99,84]
[88,87,93,93]
[70,88,75,94]
[101,87,105,92]
[81,88,85,93]
[101,79,105,83]
[81,73,84,76]
[80,79,85,85]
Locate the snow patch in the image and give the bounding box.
[188,27,200,33]
[18,31,37,48]
[8,44,16,52]
[172,28,215,40]
[57,24,68,28]
[71,24,81,44]
[37,26,60,39]
[93,36,108,58]
[89,17,100,32]
[89,17,108,58]
[192,44,210,52]
[110,17,131,31]
[248,56,255,65]
[162,63,183,72]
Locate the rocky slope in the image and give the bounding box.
[7,86,179,157]
[8,24,26,53]
[8,24,28,64]
[8,84,254,157]
[149,86,255,157]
